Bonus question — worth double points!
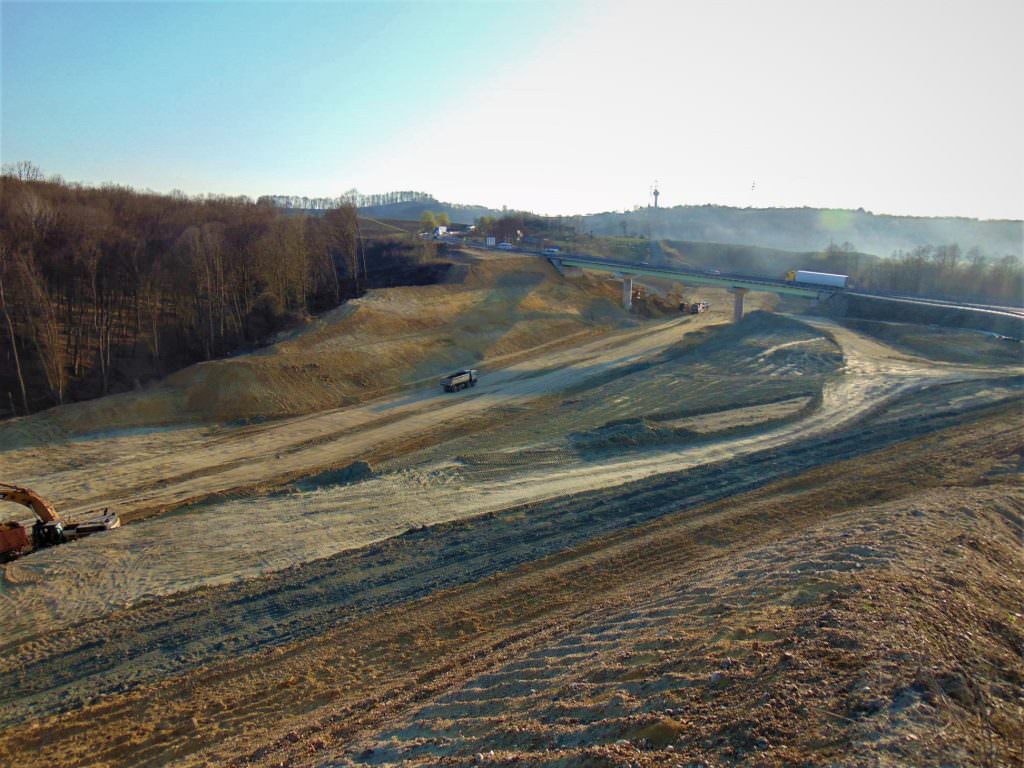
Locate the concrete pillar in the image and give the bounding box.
[623,277,633,310]
[729,287,748,323]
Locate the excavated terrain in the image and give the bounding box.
[0,251,1020,767]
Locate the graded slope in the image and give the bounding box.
[0,253,631,442]
[0,311,1018,726]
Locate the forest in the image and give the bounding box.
[0,170,436,416]
[796,242,1024,304]
[259,189,433,211]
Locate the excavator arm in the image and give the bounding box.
[0,483,62,524]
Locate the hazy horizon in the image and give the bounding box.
[7,166,1024,225]
[3,1,1022,220]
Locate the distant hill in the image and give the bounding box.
[580,206,1022,259]
[270,192,1022,259]
[659,240,836,277]
[358,197,504,225]
[260,191,504,226]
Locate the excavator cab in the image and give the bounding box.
[32,520,65,548]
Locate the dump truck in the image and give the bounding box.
[440,369,478,392]
[785,270,849,288]
[0,483,120,562]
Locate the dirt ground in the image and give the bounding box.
[0,253,641,443]
[0,252,1020,767]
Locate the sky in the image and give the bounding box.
[2,0,1022,219]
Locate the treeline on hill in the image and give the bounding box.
[583,205,1023,261]
[359,197,505,226]
[0,170,440,416]
[260,189,433,211]
[799,243,1023,304]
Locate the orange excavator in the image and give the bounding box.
[0,483,120,562]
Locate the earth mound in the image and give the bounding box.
[0,254,629,445]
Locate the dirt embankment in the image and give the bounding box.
[0,309,1017,656]
[0,406,1018,768]
[837,292,1024,338]
[0,254,632,444]
[0,254,1020,768]
[843,318,1024,365]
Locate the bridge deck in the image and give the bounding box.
[552,255,826,298]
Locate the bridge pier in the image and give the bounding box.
[729,287,748,322]
[623,277,633,310]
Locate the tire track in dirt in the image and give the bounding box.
[324,484,1023,768]
[1,316,698,517]
[3,316,1014,648]
[2,407,1018,768]
[0,384,1018,730]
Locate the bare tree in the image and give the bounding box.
[1,160,44,182]
[17,248,67,404]
[0,243,30,414]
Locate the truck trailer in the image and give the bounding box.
[785,270,849,288]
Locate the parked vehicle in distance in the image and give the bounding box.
[440,369,478,392]
[542,247,561,255]
[785,270,849,288]
[497,242,514,251]
[679,301,709,314]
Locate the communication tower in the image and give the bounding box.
[651,181,660,208]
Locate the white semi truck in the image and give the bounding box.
[785,270,850,289]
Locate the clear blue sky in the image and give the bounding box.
[3,1,1022,219]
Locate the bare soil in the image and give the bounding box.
[0,254,637,442]
[0,253,1020,767]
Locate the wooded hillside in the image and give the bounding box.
[0,174,434,416]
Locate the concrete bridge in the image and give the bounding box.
[547,254,1024,337]
[550,255,833,321]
